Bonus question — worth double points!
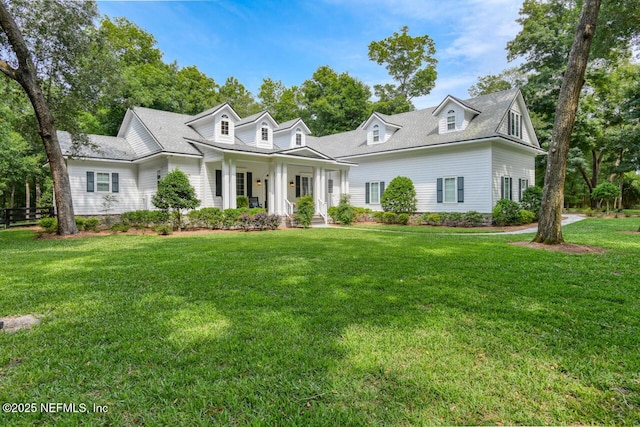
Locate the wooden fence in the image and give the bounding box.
[0,207,55,229]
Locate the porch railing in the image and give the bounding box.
[284,199,294,218]
[0,207,55,229]
[317,198,328,224]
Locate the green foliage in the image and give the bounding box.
[38,217,58,234]
[154,224,172,235]
[84,217,100,232]
[110,222,130,233]
[187,207,224,229]
[397,213,410,225]
[294,195,315,228]
[441,212,464,227]
[74,217,86,231]
[333,194,355,225]
[462,211,486,227]
[372,211,384,223]
[421,213,442,226]
[152,169,200,230]
[121,210,169,229]
[520,186,543,220]
[592,182,621,213]
[368,26,437,103]
[492,199,522,226]
[382,211,397,224]
[381,176,417,214]
[518,209,536,225]
[236,195,249,208]
[468,68,523,97]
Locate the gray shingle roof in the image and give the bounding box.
[132,107,202,156]
[184,103,228,124]
[58,131,136,161]
[307,88,531,159]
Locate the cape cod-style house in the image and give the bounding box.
[58,88,544,221]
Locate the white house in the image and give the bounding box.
[58,88,544,220]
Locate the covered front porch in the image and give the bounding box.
[201,152,351,222]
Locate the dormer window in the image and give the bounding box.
[295,128,303,146]
[447,110,456,131]
[221,115,230,135]
[261,122,269,141]
[508,110,522,138]
[373,124,380,142]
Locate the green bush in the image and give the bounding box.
[492,199,521,226]
[372,211,384,223]
[520,186,543,220]
[381,176,417,214]
[199,207,224,229]
[236,196,249,208]
[423,213,442,226]
[121,210,169,229]
[152,169,201,230]
[222,208,243,229]
[397,213,410,225]
[110,222,130,233]
[154,224,172,235]
[462,211,485,227]
[38,217,58,234]
[335,195,355,225]
[84,218,101,232]
[75,217,86,231]
[592,182,621,213]
[328,206,339,223]
[353,207,372,222]
[294,195,315,228]
[382,211,397,224]
[442,212,464,227]
[518,209,535,225]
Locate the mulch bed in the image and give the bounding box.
[509,241,605,254]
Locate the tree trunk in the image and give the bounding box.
[35,176,41,205]
[10,183,15,208]
[0,1,77,235]
[533,0,601,244]
[25,178,30,219]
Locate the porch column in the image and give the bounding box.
[281,162,288,214]
[268,161,276,215]
[341,168,349,195]
[274,161,282,215]
[222,158,230,209]
[229,158,237,209]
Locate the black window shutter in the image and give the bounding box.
[380,181,385,198]
[295,175,301,198]
[112,173,119,193]
[518,179,522,201]
[246,172,253,198]
[519,115,523,138]
[215,169,222,197]
[365,182,370,204]
[501,177,505,199]
[87,171,94,192]
[457,176,464,203]
[436,178,443,203]
[507,111,511,135]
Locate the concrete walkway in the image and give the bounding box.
[496,214,586,235]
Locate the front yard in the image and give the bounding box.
[0,219,638,425]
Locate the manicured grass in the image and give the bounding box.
[346,223,504,233]
[0,219,639,425]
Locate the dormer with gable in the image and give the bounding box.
[273,119,312,149]
[185,103,240,144]
[432,95,481,134]
[498,91,538,146]
[235,111,278,149]
[362,113,401,145]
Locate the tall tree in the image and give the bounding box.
[258,78,301,123]
[219,77,260,117]
[533,0,601,244]
[468,68,525,97]
[368,26,437,111]
[0,0,100,234]
[300,66,372,136]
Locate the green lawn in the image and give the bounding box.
[0,219,638,425]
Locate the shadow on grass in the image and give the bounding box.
[0,222,639,425]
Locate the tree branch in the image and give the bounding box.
[0,58,18,80]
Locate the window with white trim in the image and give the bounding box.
[508,110,522,138]
[447,110,456,131]
[444,177,456,203]
[519,178,529,201]
[96,172,110,192]
[221,115,230,135]
[295,128,303,146]
[501,176,513,200]
[86,171,119,193]
[236,172,245,196]
[365,181,385,204]
[437,176,464,203]
[373,124,380,142]
[261,122,269,141]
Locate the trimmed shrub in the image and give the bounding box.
[222,208,243,229]
[442,212,464,227]
[154,224,172,235]
[152,169,201,230]
[423,213,442,226]
[520,186,543,220]
[492,199,521,226]
[84,218,101,232]
[294,195,315,228]
[328,206,339,223]
[110,222,130,233]
[237,212,253,231]
[335,194,355,225]
[462,210,485,227]
[75,217,86,231]
[518,209,535,225]
[397,213,410,225]
[353,207,372,222]
[382,211,397,224]
[38,217,58,234]
[381,176,417,214]
[236,195,249,208]
[266,214,281,230]
[372,211,384,223]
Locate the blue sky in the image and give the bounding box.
[97,0,524,110]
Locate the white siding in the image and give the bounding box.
[491,143,535,205]
[124,115,161,157]
[192,119,215,140]
[498,99,533,144]
[138,157,167,210]
[214,113,235,144]
[67,160,139,215]
[235,126,255,146]
[205,163,223,209]
[366,118,385,145]
[349,142,494,213]
[273,132,290,149]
